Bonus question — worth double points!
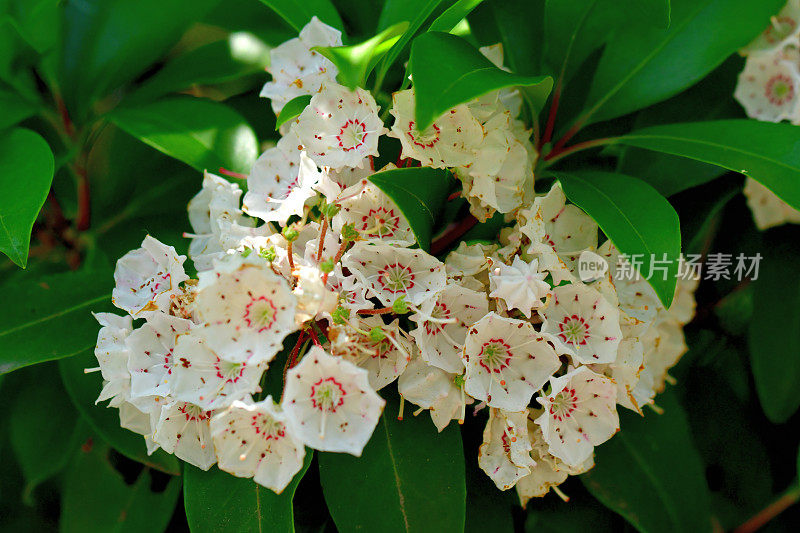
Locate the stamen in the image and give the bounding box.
[398,395,405,421]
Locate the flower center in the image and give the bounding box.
[361,207,400,238]
[424,302,451,336]
[478,339,512,373]
[766,74,794,105]
[337,119,367,151]
[549,387,578,422]
[178,403,210,421]
[243,296,277,332]
[558,315,590,346]
[215,359,246,383]
[406,121,440,148]
[310,377,346,413]
[252,413,286,440]
[378,263,415,293]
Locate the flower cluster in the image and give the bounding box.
[735,0,800,229]
[91,17,697,501]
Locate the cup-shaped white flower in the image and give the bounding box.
[93,312,133,406]
[332,182,415,246]
[112,235,189,316]
[478,408,536,490]
[342,242,446,307]
[388,89,483,168]
[743,177,800,230]
[195,256,297,363]
[294,83,384,170]
[397,357,472,432]
[488,256,551,318]
[260,16,342,114]
[735,49,800,123]
[210,397,306,493]
[411,284,489,373]
[463,312,561,411]
[153,400,216,470]
[281,347,385,455]
[541,283,622,365]
[535,366,618,467]
[742,0,800,54]
[127,313,193,399]
[171,333,265,410]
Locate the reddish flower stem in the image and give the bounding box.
[218,167,248,180]
[74,163,91,231]
[734,485,800,533]
[430,215,478,256]
[541,80,562,148]
[544,137,616,166]
[316,217,328,263]
[447,190,462,202]
[308,327,321,347]
[357,307,393,315]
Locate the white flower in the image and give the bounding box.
[669,274,699,326]
[281,347,385,455]
[260,16,342,114]
[342,242,447,307]
[541,283,622,365]
[388,89,483,168]
[210,397,306,493]
[292,264,338,324]
[324,263,374,312]
[410,284,489,373]
[743,177,800,230]
[632,313,688,408]
[243,137,320,223]
[535,366,618,467]
[195,255,297,363]
[331,315,412,390]
[397,357,472,432]
[734,49,800,123]
[463,312,561,411]
[478,408,536,490]
[591,337,645,413]
[119,399,163,455]
[112,235,189,316]
[445,241,495,278]
[171,333,266,410]
[93,312,133,407]
[127,313,193,399]
[332,182,415,246]
[294,82,384,170]
[314,164,371,201]
[742,0,800,54]
[488,256,551,318]
[152,400,216,470]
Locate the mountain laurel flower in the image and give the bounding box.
[734,49,800,123]
[398,357,473,432]
[152,400,216,470]
[210,397,306,493]
[742,0,800,54]
[488,256,550,318]
[743,176,800,229]
[112,235,189,316]
[332,182,416,246]
[478,408,536,490]
[92,312,134,407]
[463,312,561,412]
[294,82,384,170]
[127,313,193,399]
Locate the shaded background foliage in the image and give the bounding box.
[1,0,800,531]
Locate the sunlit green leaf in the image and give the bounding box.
[275,94,312,130]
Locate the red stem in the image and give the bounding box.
[316,218,328,263]
[75,164,91,231]
[357,307,393,315]
[734,486,800,533]
[544,137,615,166]
[447,190,462,201]
[430,215,478,256]
[218,167,248,180]
[541,81,562,148]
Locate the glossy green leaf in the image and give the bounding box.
[429,0,485,33]
[0,128,54,268]
[108,97,258,174]
[410,32,553,131]
[0,270,113,375]
[184,453,313,532]
[582,390,712,533]
[369,166,453,251]
[258,0,344,32]
[612,120,800,210]
[318,394,466,532]
[748,227,800,424]
[315,21,407,89]
[275,95,312,130]
[59,0,221,120]
[61,439,181,533]
[59,350,181,475]
[0,86,37,129]
[129,34,270,104]
[9,365,80,500]
[581,0,783,125]
[558,171,681,307]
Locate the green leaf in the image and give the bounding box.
[183,453,313,532]
[581,0,784,125]
[129,34,270,104]
[61,439,181,533]
[0,128,54,268]
[410,32,553,131]
[318,393,466,532]
[429,0,486,33]
[748,227,800,424]
[315,21,408,89]
[9,365,80,500]
[258,0,344,32]
[59,350,181,475]
[612,120,800,211]
[59,0,222,121]
[582,389,712,533]
[0,270,113,375]
[275,95,312,130]
[558,171,681,307]
[0,86,37,129]
[108,97,258,174]
[369,166,453,251]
